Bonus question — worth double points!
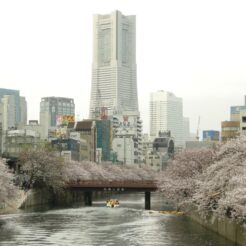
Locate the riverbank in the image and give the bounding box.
[19,188,88,209]
[0,190,27,215]
[187,209,246,246]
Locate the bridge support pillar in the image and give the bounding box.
[84,191,92,206]
[145,191,151,210]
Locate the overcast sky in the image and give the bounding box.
[0,0,246,134]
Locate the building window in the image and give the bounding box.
[222,127,240,131]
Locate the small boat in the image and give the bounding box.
[106,199,120,208]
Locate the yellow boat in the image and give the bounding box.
[106,199,120,208]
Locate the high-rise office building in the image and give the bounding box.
[0,88,27,130]
[20,97,27,126]
[89,10,138,119]
[0,95,16,131]
[150,91,184,147]
[0,88,20,122]
[40,97,75,138]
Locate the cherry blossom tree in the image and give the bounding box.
[158,133,246,222]
[0,158,23,208]
[18,146,157,191]
[157,148,215,207]
[192,135,246,221]
[18,147,66,191]
[64,160,157,182]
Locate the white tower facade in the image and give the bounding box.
[150,91,184,147]
[89,10,138,118]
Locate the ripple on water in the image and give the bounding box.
[0,202,236,246]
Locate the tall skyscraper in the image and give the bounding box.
[89,10,138,119]
[150,91,184,147]
[89,10,142,164]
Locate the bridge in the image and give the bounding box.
[67,180,158,210]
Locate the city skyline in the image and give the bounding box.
[0,0,246,134]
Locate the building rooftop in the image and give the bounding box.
[75,120,93,131]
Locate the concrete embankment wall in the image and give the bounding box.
[20,189,87,209]
[20,189,55,209]
[1,189,102,214]
[187,210,246,246]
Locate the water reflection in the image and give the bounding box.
[0,193,235,246]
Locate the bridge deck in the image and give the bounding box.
[67,180,158,191]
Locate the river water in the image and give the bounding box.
[0,193,235,246]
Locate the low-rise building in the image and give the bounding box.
[51,138,83,161]
[230,95,246,121]
[18,120,46,140]
[221,121,240,142]
[143,132,174,171]
[203,130,220,141]
[185,141,215,149]
[112,136,135,165]
[239,109,246,131]
[75,120,96,162]
[3,129,41,158]
[112,111,142,164]
[95,120,111,161]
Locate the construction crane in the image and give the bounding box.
[196,116,200,141]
